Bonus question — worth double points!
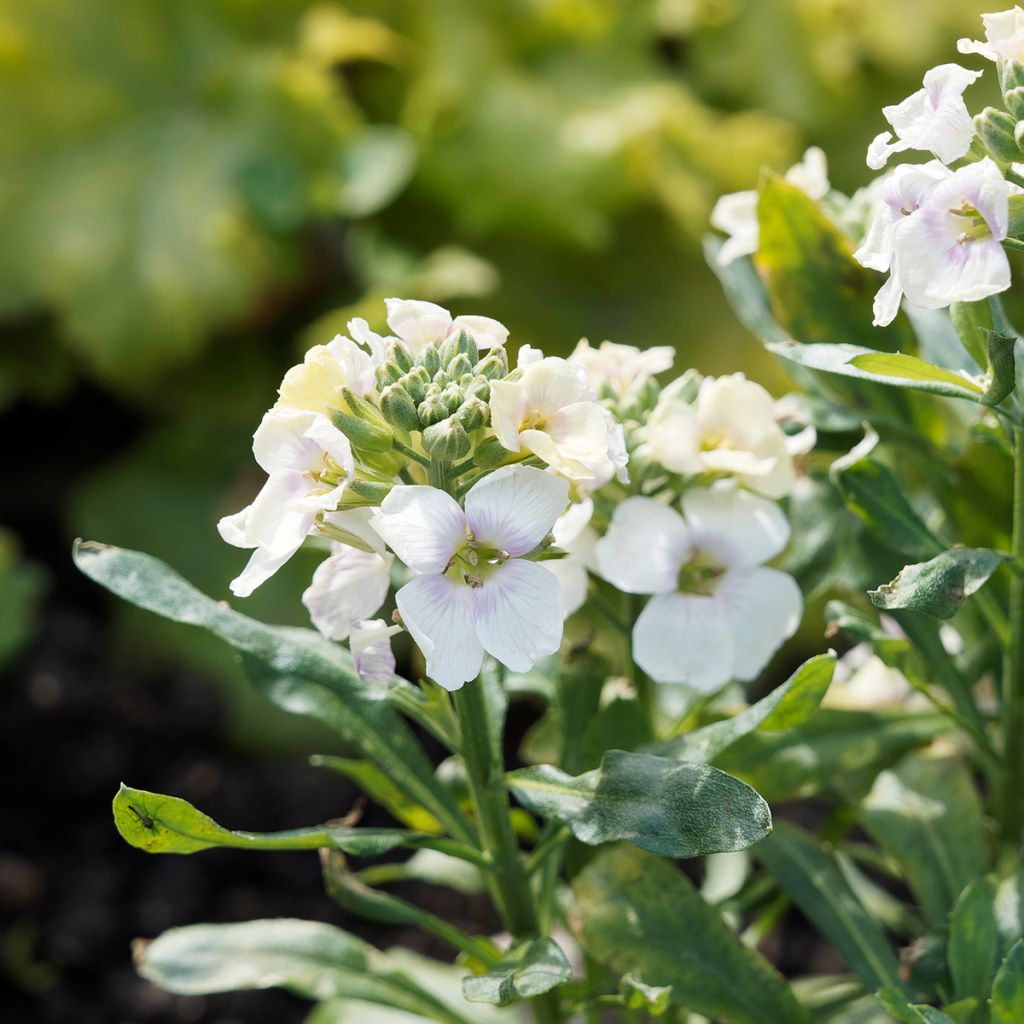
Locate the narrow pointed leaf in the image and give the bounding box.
[849,353,985,396]
[113,784,484,865]
[755,822,905,992]
[136,919,472,1024]
[572,844,810,1024]
[74,542,470,842]
[991,940,1024,1024]
[869,548,1011,620]
[648,654,835,762]
[948,878,999,1003]
[507,750,771,858]
[858,754,988,927]
[462,938,571,1006]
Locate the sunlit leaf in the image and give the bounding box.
[462,938,571,1006]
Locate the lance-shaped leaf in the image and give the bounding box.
[986,331,1017,405]
[868,548,1011,620]
[755,822,905,993]
[766,342,987,403]
[991,941,1024,1024]
[507,750,771,858]
[135,919,472,1024]
[74,542,470,842]
[648,654,835,762]
[113,784,485,865]
[462,938,571,1006]
[858,754,988,927]
[573,844,810,1024]
[948,878,999,1004]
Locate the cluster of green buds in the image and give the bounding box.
[975,61,1024,162]
[374,331,508,462]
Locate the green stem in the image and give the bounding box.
[1004,236,1024,253]
[452,681,539,938]
[393,439,430,468]
[1007,167,1024,191]
[998,426,1024,849]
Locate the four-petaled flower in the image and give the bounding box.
[866,64,982,171]
[958,7,1024,62]
[384,298,509,355]
[595,487,802,692]
[371,465,569,690]
[569,339,675,399]
[218,408,355,597]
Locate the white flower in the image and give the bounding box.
[219,409,354,597]
[866,64,982,171]
[384,298,509,356]
[958,7,1024,62]
[569,339,675,398]
[350,618,401,686]
[276,332,380,416]
[645,374,795,498]
[302,546,392,641]
[892,158,1011,313]
[595,487,802,691]
[853,161,951,326]
[711,148,829,266]
[489,357,621,487]
[371,465,570,690]
[544,498,599,617]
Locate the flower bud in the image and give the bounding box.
[332,387,393,452]
[440,382,464,415]
[375,360,403,390]
[464,376,490,403]
[387,340,413,373]
[1008,87,1024,122]
[455,395,489,432]
[417,392,450,426]
[447,352,473,379]
[1001,60,1024,111]
[976,107,1022,163]
[439,329,478,368]
[473,436,509,469]
[474,348,508,380]
[416,345,442,377]
[340,479,394,507]
[379,383,421,432]
[422,417,471,461]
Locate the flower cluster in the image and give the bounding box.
[711,7,1024,328]
[220,298,804,696]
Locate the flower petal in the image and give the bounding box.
[473,559,563,672]
[350,618,400,686]
[451,314,509,350]
[384,298,453,354]
[302,548,391,641]
[371,486,467,573]
[632,592,735,690]
[252,408,322,475]
[595,496,690,595]
[396,574,483,691]
[682,486,790,568]
[715,567,803,681]
[464,465,570,556]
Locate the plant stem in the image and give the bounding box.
[452,681,538,937]
[999,425,1024,849]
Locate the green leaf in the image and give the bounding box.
[754,176,909,350]
[311,757,444,833]
[135,918,472,1024]
[703,235,790,345]
[985,331,1017,405]
[507,750,771,858]
[113,784,482,864]
[619,973,672,1016]
[74,542,470,843]
[948,878,999,1004]
[462,938,571,1006]
[572,844,810,1024]
[991,940,1024,1024]
[716,709,948,802]
[869,548,1011,620]
[849,353,985,396]
[767,342,987,402]
[648,653,836,761]
[858,754,989,927]
[995,870,1024,954]
[755,822,905,993]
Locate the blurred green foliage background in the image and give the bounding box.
[0,0,992,747]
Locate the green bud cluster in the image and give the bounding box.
[375,331,510,462]
[976,107,1023,163]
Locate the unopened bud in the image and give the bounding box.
[375,360,403,390]
[416,345,442,377]
[388,340,413,373]
[439,329,478,368]
[1001,60,1024,108]
[1008,86,1024,122]
[330,388,393,452]
[474,348,508,380]
[340,479,393,507]
[447,352,473,379]
[418,392,450,427]
[422,417,471,461]
[976,107,1022,163]
[455,395,489,432]
[441,382,464,416]
[402,366,430,404]
[473,436,509,469]
[379,383,420,432]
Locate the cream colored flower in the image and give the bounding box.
[276,329,380,416]
[645,374,794,498]
[489,357,619,486]
[569,339,674,398]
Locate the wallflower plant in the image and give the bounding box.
[77,9,1024,1022]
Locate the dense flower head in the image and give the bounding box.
[220,296,806,696]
